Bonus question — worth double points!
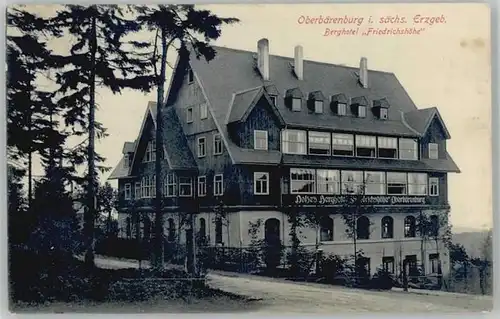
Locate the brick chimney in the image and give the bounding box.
[359,57,368,88]
[257,38,270,81]
[294,45,304,80]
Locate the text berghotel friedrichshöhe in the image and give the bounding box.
[293,194,427,206]
[296,14,447,37]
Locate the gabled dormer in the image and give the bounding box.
[285,88,304,112]
[264,84,279,106]
[330,93,348,116]
[307,91,326,114]
[351,96,368,118]
[373,98,390,120]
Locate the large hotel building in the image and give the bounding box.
[109,39,460,276]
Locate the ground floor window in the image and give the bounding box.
[381,216,394,239]
[404,216,416,237]
[319,217,334,241]
[264,218,281,244]
[382,256,395,273]
[199,217,206,240]
[215,217,223,244]
[356,257,371,277]
[429,253,440,274]
[356,216,370,240]
[405,255,418,278]
[167,218,176,242]
[126,217,132,238]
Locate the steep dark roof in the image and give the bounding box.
[108,157,135,180]
[122,141,136,154]
[163,106,198,170]
[227,86,285,125]
[403,107,451,139]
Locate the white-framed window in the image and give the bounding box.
[364,171,386,195]
[213,134,223,155]
[290,168,316,194]
[408,173,427,195]
[337,103,347,116]
[281,129,307,154]
[214,174,224,196]
[179,177,192,197]
[316,169,340,194]
[135,182,141,199]
[358,105,366,118]
[429,253,440,274]
[254,172,269,195]
[269,95,277,106]
[399,138,418,160]
[123,154,130,169]
[341,170,364,194]
[387,172,407,195]
[187,107,193,123]
[429,177,439,196]
[308,131,331,155]
[200,103,208,120]
[197,136,206,157]
[143,140,156,162]
[428,143,439,159]
[124,183,131,200]
[378,137,398,158]
[380,108,388,119]
[292,98,302,111]
[314,100,323,114]
[198,176,206,197]
[165,173,177,197]
[320,217,334,241]
[332,133,354,156]
[355,135,376,158]
[187,66,194,84]
[141,175,154,198]
[254,130,268,150]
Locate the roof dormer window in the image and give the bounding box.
[358,105,366,118]
[292,98,302,112]
[373,98,390,120]
[314,100,323,114]
[380,108,388,120]
[337,103,347,116]
[308,91,326,114]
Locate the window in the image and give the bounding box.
[214,174,224,196]
[308,131,331,155]
[314,100,323,113]
[187,67,194,84]
[126,217,132,238]
[167,218,176,242]
[364,171,385,195]
[198,218,206,239]
[399,138,418,160]
[213,134,223,155]
[123,154,129,169]
[387,172,407,195]
[382,257,395,273]
[429,177,439,196]
[290,168,315,194]
[358,105,366,118]
[381,216,394,239]
[215,218,223,244]
[197,137,206,157]
[316,170,340,194]
[429,215,439,237]
[404,216,416,238]
[356,216,370,240]
[378,137,398,158]
[428,143,439,159]
[254,130,268,150]
[187,107,193,123]
[356,257,371,277]
[165,173,177,197]
[135,182,141,199]
[406,255,418,277]
[356,135,376,157]
[200,103,208,120]
[380,108,388,119]
[124,183,131,200]
[332,133,354,156]
[337,103,347,116]
[429,253,440,274]
[320,217,334,241]
[341,170,364,194]
[292,98,301,111]
[254,172,269,195]
[198,176,206,197]
[281,129,307,154]
[408,173,427,195]
[144,140,156,162]
[269,95,277,106]
[179,177,192,197]
[141,175,154,198]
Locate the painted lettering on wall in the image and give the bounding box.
[291,194,427,206]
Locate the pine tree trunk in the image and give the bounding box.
[27,110,32,212]
[84,10,97,269]
[153,26,168,271]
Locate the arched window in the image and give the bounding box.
[429,215,439,237]
[215,218,223,244]
[167,218,176,242]
[381,216,394,239]
[404,216,416,238]
[320,217,334,241]
[356,216,370,240]
[264,218,281,245]
[143,217,151,241]
[126,217,132,238]
[199,217,206,239]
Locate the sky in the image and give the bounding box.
[25,3,492,231]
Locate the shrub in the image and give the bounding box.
[286,245,315,278]
[318,254,349,285]
[369,267,394,290]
